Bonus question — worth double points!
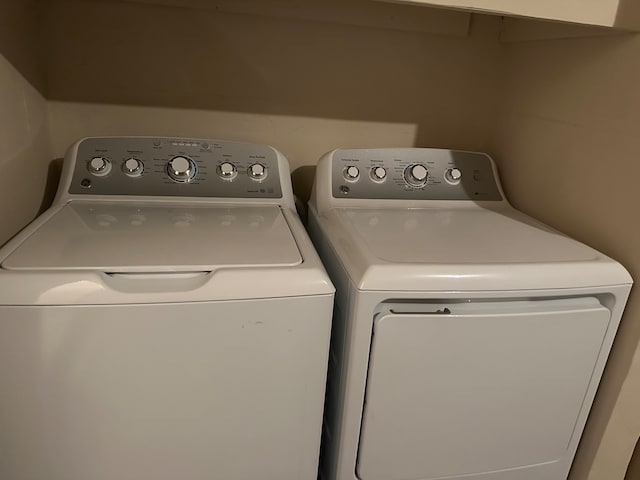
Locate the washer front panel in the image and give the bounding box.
[331,148,502,201]
[0,296,332,480]
[69,137,283,198]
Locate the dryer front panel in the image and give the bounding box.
[356,297,610,480]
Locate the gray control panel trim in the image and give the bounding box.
[70,137,283,198]
[331,148,502,201]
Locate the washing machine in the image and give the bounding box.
[307,148,632,480]
[0,136,334,480]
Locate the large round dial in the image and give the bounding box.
[88,156,111,176]
[404,163,429,187]
[167,156,197,183]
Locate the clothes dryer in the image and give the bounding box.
[307,148,632,480]
[0,136,334,480]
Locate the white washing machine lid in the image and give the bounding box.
[1,202,302,272]
[324,206,631,290]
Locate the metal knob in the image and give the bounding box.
[88,157,111,176]
[167,156,196,182]
[248,163,266,180]
[122,157,143,177]
[404,163,429,187]
[218,162,237,180]
[344,166,360,181]
[371,167,387,181]
[445,167,462,183]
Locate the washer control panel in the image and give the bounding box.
[69,137,282,198]
[331,148,502,201]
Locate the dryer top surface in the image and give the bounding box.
[315,206,631,291]
[337,207,595,265]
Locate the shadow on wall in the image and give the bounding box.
[616,0,640,29]
[292,165,317,207]
[38,158,63,215]
[626,436,640,479]
[0,0,44,93]
[36,0,504,207]
[40,0,502,151]
[493,30,640,480]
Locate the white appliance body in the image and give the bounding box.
[307,148,632,480]
[0,137,334,480]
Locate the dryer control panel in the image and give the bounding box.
[68,137,283,198]
[331,148,502,201]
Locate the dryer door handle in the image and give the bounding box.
[389,307,451,315]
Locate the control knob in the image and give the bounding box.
[248,163,267,180]
[445,167,462,184]
[371,167,387,181]
[88,156,111,176]
[404,163,429,187]
[218,162,237,180]
[167,156,196,183]
[122,157,144,177]
[344,166,360,181]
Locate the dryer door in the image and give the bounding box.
[356,297,610,480]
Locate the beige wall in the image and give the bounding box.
[0,1,51,246]
[0,0,45,92]
[494,32,640,480]
[41,0,502,153]
[0,55,51,246]
[39,0,504,200]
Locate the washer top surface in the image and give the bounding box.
[0,137,334,305]
[2,202,302,272]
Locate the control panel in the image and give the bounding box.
[331,148,502,201]
[68,137,283,198]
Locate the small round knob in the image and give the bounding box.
[167,156,196,183]
[404,163,429,187]
[218,162,237,180]
[371,167,387,181]
[344,166,360,181]
[445,167,462,183]
[122,157,143,177]
[88,156,111,176]
[248,163,266,180]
